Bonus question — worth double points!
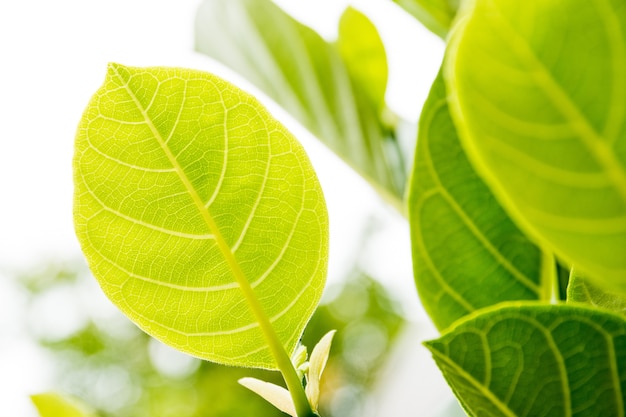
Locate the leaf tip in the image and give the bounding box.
[106,62,129,79]
[106,62,122,72]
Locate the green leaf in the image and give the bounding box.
[426,302,626,417]
[337,7,388,111]
[445,0,626,291]
[239,378,296,416]
[305,329,336,411]
[393,0,459,39]
[31,392,97,417]
[408,71,543,330]
[73,63,329,369]
[195,0,406,209]
[568,268,626,315]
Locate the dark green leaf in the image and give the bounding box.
[409,72,543,330]
[426,303,626,416]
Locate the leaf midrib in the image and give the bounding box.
[110,67,240,283]
[109,64,289,367]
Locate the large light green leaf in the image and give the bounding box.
[393,0,459,39]
[445,0,626,291]
[31,393,96,417]
[426,302,626,416]
[73,64,328,369]
[195,0,406,210]
[409,71,543,330]
[568,268,626,316]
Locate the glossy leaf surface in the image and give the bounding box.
[74,64,328,369]
[31,393,96,417]
[446,0,626,290]
[393,0,459,38]
[195,0,406,206]
[409,72,542,330]
[426,303,626,416]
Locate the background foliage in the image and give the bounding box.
[17,261,405,417]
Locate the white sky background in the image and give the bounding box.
[0,0,445,415]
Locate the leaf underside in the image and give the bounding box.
[446,0,626,290]
[426,303,626,417]
[195,0,406,204]
[409,72,542,330]
[73,64,328,369]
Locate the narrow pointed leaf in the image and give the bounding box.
[338,7,388,110]
[408,71,542,330]
[74,64,328,369]
[305,329,336,409]
[239,377,296,416]
[446,0,626,291]
[426,303,626,416]
[195,0,406,206]
[568,269,626,316]
[31,392,97,417]
[393,0,459,38]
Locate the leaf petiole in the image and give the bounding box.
[539,250,558,303]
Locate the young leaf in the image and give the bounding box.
[446,0,626,291]
[393,0,459,39]
[337,7,388,111]
[305,330,336,411]
[195,0,406,209]
[426,302,626,416]
[409,71,543,330]
[568,268,626,316]
[73,64,329,369]
[31,392,97,417]
[239,378,296,416]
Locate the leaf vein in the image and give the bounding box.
[81,176,216,240]
[85,137,177,173]
[414,190,477,313]
[490,2,626,205]
[422,100,540,293]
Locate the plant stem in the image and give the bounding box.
[539,250,558,303]
[202,215,316,416]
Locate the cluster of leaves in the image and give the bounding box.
[405,0,626,415]
[65,0,626,416]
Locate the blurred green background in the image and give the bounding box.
[17,258,405,417]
